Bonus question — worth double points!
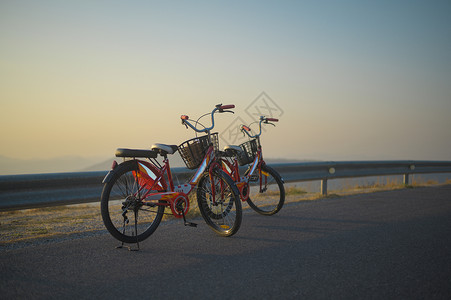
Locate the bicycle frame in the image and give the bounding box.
[222,148,270,201]
[221,116,278,201]
[126,144,221,219]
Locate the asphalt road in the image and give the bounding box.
[1,185,451,299]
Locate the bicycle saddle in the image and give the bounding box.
[224,145,242,153]
[115,148,158,159]
[151,143,178,155]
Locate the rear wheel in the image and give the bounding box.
[101,160,165,244]
[246,165,285,215]
[197,170,242,237]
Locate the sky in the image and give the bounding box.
[1,0,451,174]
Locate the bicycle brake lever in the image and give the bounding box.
[264,120,276,127]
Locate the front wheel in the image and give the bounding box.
[197,170,242,237]
[246,165,285,216]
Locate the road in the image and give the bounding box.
[1,185,451,299]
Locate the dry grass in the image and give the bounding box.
[283,176,448,203]
[0,203,104,245]
[337,177,405,194]
[285,186,308,195]
[0,194,203,246]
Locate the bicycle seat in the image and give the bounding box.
[151,143,178,155]
[115,148,158,159]
[224,145,242,153]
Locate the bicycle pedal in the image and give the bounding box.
[184,222,198,227]
[249,175,259,182]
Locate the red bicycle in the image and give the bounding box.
[220,116,285,215]
[101,104,242,249]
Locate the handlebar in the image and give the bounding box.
[241,116,278,138]
[181,104,235,133]
[220,104,235,110]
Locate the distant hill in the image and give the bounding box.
[0,155,105,175]
[263,158,318,164]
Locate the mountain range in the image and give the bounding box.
[0,155,107,176]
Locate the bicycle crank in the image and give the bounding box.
[173,196,197,228]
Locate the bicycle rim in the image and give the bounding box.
[101,161,165,244]
[246,165,285,215]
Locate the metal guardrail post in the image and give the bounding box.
[403,164,415,185]
[321,179,328,196]
[403,174,410,185]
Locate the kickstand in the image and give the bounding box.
[116,210,140,251]
[116,241,140,251]
[182,208,197,228]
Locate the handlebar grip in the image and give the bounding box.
[220,104,235,110]
[266,118,279,122]
[241,125,251,131]
[181,115,189,120]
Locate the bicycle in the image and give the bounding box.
[101,104,242,250]
[220,116,285,216]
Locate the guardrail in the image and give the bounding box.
[1,160,451,211]
[271,160,451,195]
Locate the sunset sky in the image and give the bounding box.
[1,0,450,174]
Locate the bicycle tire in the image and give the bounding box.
[101,160,165,244]
[246,165,285,216]
[197,169,242,237]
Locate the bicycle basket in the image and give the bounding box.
[178,133,219,169]
[237,139,258,166]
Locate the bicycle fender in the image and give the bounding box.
[136,160,167,191]
[102,170,114,184]
[101,160,137,184]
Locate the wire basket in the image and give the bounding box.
[237,139,258,166]
[178,133,219,169]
